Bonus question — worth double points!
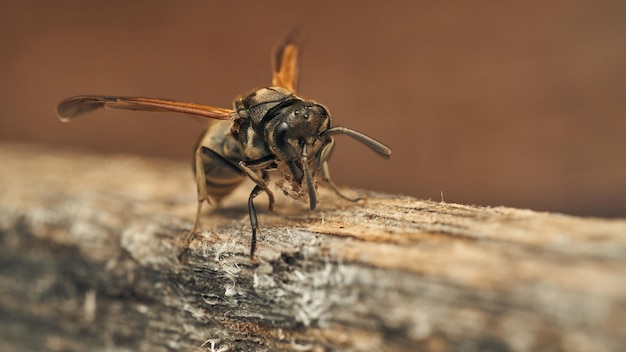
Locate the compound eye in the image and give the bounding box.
[274,121,298,160]
[275,121,289,140]
[313,104,328,117]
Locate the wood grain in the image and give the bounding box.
[0,143,624,352]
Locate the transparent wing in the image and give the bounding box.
[56,95,233,122]
[272,28,303,94]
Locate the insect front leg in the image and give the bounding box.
[247,184,264,259]
[261,170,275,212]
[238,160,275,211]
[238,160,276,259]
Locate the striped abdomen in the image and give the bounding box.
[194,120,246,204]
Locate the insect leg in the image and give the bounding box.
[182,144,244,250]
[238,160,275,211]
[321,161,364,202]
[238,160,267,186]
[261,170,275,212]
[317,138,362,202]
[181,145,212,249]
[248,184,264,259]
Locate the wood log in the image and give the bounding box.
[1,142,624,352]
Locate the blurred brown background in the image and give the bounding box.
[1,1,625,217]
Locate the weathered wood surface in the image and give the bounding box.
[0,143,625,352]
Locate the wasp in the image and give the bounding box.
[56,31,391,259]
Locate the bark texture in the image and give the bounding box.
[1,143,625,352]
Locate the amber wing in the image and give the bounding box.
[272,29,302,94]
[56,95,233,122]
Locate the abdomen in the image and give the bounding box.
[194,121,246,204]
